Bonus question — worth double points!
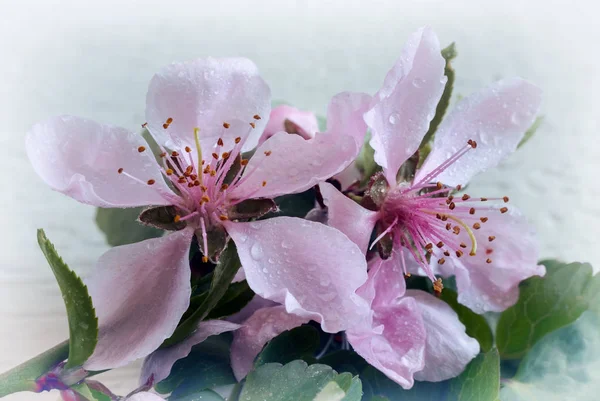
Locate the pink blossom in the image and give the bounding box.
[27,57,371,370]
[228,256,478,388]
[320,26,546,313]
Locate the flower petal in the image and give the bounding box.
[415,78,543,186]
[127,393,165,401]
[347,297,426,389]
[406,290,479,382]
[145,58,271,152]
[319,182,378,254]
[365,255,407,310]
[437,206,545,313]
[140,320,240,385]
[259,105,319,144]
[364,27,446,185]
[83,229,193,370]
[228,131,358,200]
[26,116,174,207]
[224,217,370,333]
[325,92,372,146]
[227,295,278,324]
[230,306,309,380]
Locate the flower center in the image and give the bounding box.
[117,115,273,261]
[375,140,511,290]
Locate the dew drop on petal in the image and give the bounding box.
[250,243,263,260]
[388,112,401,125]
[281,240,294,249]
[412,77,426,88]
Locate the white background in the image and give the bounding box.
[0,0,598,400]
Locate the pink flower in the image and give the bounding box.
[27,57,372,370]
[258,104,320,144]
[228,256,478,388]
[320,26,546,313]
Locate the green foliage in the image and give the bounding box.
[0,341,69,397]
[355,132,380,187]
[441,289,494,352]
[37,230,98,368]
[501,311,600,401]
[171,389,226,401]
[254,326,320,368]
[162,242,242,347]
[155,333,236,398]
[496,260,599,359]
[266,188,317,219]
[240,360,362,401]
[95,207,162,246]
[517,116,544,148]
[321,349,499,401]
[420,42,457,148]
[205,280,255,320]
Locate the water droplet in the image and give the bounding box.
[250,243,263,260]
[281,240,294,249]
[268,257,276,264]
[318,292,337,302]
[262,267,268,273]
[238,234,248,243]
[249,221,261,230]
[412,77,426,88]
[320,278,330,286]
[510,112,521,125]
[388,112,401,125]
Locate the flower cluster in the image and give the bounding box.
[21,26,544,400]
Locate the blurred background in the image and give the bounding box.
[0,0,598,399]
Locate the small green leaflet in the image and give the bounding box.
[37,229,98,368]
[419,42,457,148]
[240,360,362,401]
[517,116,544,148]
[496,260,599,359]
[162,242,242,347]
[96,207,162,246]
[254,326,320,368]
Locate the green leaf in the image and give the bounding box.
[266,189,316,219]
[205,280,254,320]
[170,389,225,401]
[517,116,543,148]
[155,333,236,397]
[162,242,242,347]
[441,289,493,352]
[448,349,500,401]
[496,260,599,359]
[501,311,600,400]
[420,42,457,147]
[37,229,98,368]
[355,132,380,187]
[240,360,362,401]
[71,382,99,401]
[254,326,320,368]
[95,207,162,246]
[0,341,69,397]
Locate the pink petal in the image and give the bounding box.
[127,393,165,401]
[230,306,309,380]
[364,27,446,185]
[224,218,370,333]
[83,229,193,370]
[259,105,319,144]
[140,320,240,385]
[325,92,372,146]
[333,162,362,190]
[440,206,545,313]
[228,131,358,200]
[347,297,426,389]
[319,182,379,254]
[365,256,407,310]
[227,295,278,325]
[26,116,174,207]
[145,58,271,153]
[406,290,479,382]
[415,78,543,187]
